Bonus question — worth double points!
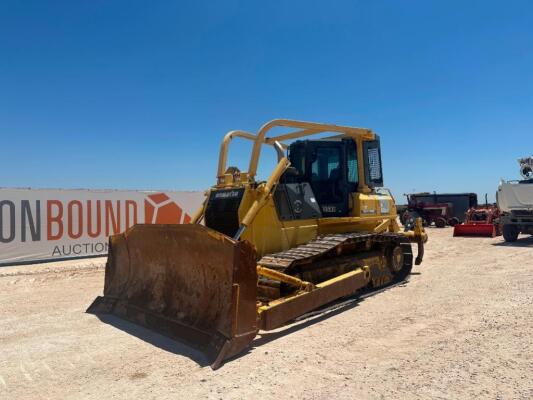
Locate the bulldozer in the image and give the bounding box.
[88,119,427,368]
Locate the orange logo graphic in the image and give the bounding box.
[144,193,191,224]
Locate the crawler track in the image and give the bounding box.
[257,231,414,299]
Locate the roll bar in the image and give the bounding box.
[217,119,375,180]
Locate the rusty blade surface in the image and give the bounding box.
[87,224,258,369]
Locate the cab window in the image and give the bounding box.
[347,141,358,185]
[311,147,341,181]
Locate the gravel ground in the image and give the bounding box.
[1,228,532,400]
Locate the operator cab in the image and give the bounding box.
[274,137,383,220]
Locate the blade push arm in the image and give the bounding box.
[233,156,290,240]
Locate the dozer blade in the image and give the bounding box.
[453,223,496,237]
[87,224,258,369]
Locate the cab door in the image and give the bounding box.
[307,142,350,217]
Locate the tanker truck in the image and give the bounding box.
[497,156,533,242]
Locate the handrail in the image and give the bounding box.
[217,119,375,180]
[217,130,256,178]
[248,119,374,178]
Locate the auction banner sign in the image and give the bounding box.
[0,188,205,265]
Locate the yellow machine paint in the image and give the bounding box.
[200,120,402,257]
[235,191,399,257]
[88,119,427,369]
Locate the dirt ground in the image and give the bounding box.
[1,228,532,400]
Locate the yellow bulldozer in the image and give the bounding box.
[88,119,427,368]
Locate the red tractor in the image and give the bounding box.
[453,205,502,237]
[402,195,460,229]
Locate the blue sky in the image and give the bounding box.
[1,1,532,202]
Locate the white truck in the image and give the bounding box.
[497,156,533,242]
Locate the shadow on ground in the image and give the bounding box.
[252,299,361,347]
[89,279,408,369]
[95,314,210,367]
[492,236,533,247]
[227,279,409,364]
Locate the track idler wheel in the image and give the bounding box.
[385,241,413,282]
[387,245,404,273]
